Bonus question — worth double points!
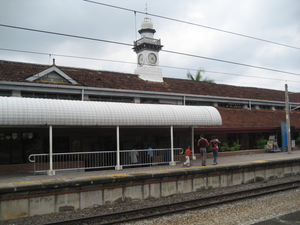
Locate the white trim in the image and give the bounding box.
[26,66,78,84]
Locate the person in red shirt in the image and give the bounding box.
[183,146,192,167]
[197,134,209,166]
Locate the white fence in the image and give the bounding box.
[28,148,183,174]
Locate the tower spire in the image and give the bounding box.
[145,3,148,15]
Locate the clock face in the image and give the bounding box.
[138,54,144,65]
[148,53,157,64]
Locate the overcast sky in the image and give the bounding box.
[0,0,299,92]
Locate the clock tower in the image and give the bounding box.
[133,16,163,82]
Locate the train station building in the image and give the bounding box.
[0,16,300,172]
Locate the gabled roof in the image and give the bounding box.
[0,60,300,103]
[26,66,78,84]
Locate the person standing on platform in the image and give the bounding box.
[210,135,220,165]
[197,134,209,166]
[130,145,139,164]
[183,146,192,167]
[147,146,153,166]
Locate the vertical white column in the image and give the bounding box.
[115,126,123,170]
[169,125,176,166]
[47,125,55,176]
[81,89,85,101]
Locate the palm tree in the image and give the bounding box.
[187,69,215,83]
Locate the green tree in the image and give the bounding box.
[187,69,215,83]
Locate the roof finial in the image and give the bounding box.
[52,58,55,66]
[145,3,148,15]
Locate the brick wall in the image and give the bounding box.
[0,161,85,173]
[0,164,34,173]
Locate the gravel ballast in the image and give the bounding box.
[129,184,300,225]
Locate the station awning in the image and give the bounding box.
[0,97,222,127]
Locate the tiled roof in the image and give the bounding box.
[217,107,300,128]
[1,60,300,130]
[1,60,300,103]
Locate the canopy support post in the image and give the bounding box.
[47,125,55,176]
[115,126,123,170]
[169,125,176,166]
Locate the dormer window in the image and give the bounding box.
[26,66,78,84]
[35,71,69,83]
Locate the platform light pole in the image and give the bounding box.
[285,84,292,154]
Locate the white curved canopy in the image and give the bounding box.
[0,97,222,127]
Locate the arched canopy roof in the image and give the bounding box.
[0,97,222,127]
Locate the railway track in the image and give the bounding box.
[45,180,300,225]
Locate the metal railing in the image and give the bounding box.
[28,148,182,174]
[134,37,161,46]
[120,148,182,167]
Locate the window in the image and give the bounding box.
[89,95,133,103]
[186,101,213,106]
[141,98,159,104]
[0,90,12,96]
[21,92,34,98]
[260,105,271,110]
[21,92,80,100]
[218,102,243,108]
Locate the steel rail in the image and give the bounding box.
[45,180,300,225]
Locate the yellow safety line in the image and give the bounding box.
[0,178,67,185]
[1,156,299,186]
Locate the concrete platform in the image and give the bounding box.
[0,150,299,188]
[0,150,300,220]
